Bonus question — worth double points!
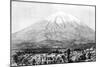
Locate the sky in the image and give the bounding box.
[12,1,95,33]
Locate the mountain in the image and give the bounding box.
[12,12,95,49]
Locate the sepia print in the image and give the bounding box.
[11,0,96,66]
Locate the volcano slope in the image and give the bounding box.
[12,12,95,51]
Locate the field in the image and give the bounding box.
[11,46,96,66]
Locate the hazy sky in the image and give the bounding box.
[12,1,95,33]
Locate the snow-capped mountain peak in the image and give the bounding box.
[12,12,95,49]
[46,12,80,25]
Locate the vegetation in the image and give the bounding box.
[11,43,96,66]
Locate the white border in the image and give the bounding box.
[0,0,99,67]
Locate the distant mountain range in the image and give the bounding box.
[12,12,95,49]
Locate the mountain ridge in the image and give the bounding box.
[12,12,95,49]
